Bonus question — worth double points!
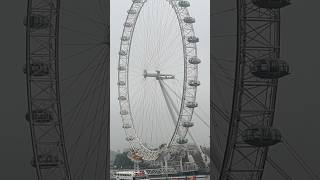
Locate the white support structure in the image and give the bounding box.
[158,80,178,126]
[160,81,210,168]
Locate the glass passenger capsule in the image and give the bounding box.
[188,57,201,64]
[118,96,127,101]
[187,36,199,43]
[25,109,53,124]
[127,9,137,14]
[183,17,195,23]
[252,0,290,9]
[117,81,126,86]
[242,126,282,147]
[250,59,289,79]
[120,110,129,115]
[176,138,188,144]
[186,101,198,108]
[23,63,50,76]
[121,36,130,41]
[182,121,194,128]
[188,80,200,86]
[132,0,143,3]
[178,1,190,7]
[118,66,126,71]
[31,154,61,169]
[122,123,132,129]
[24,14,50,29]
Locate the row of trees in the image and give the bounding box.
[113,151,134,169]
[112,145,210,170]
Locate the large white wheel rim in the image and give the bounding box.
[118,0,200,161]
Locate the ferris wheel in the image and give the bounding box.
[211,0,291,180]
[25,0,111,179]
[117,0,200,161]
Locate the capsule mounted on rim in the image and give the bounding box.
[24,14,50,29]
[25,109,54,124]
[242,126,282,147]
[118,66,126,71]
[121,36,130,41]
[23,63,50,77]
[188,57,201,64]
[117,81,126,86]
[118,96,127,101]
[182,121,194,128]
[186,101,198,108]
[178,1,190,7]
[127,9,137,14]
[31,154,61,169]
[176,137,188,144]
[120,110,129,115]
[183,17,195,24]
[187,36,199,43]
[188,80,200,86]
[132,0,143,3]
[250,59,289,79]
[252,0,290,9]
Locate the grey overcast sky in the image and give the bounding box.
[110,0,210,151]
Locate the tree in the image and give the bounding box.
[113,152,134,169]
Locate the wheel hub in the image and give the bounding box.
[143,70,175,80]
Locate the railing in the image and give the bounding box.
[145,167,177,176]
[145,162,199,176]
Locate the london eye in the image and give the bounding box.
[211,0,291,179]
[117,0,200,162]
[25,0,110,179]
